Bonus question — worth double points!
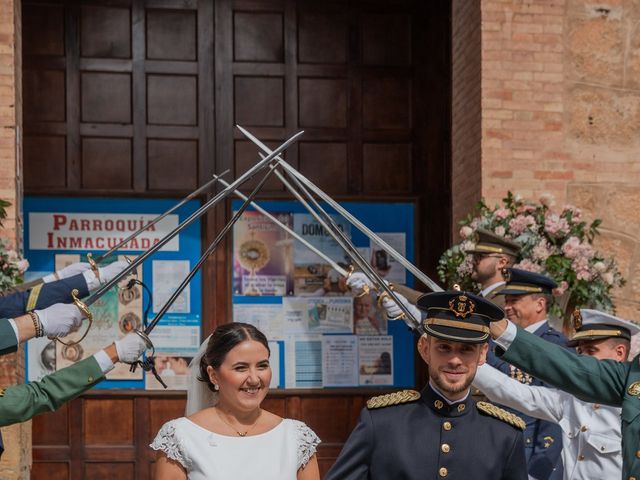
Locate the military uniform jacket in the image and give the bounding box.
[0,274,89,322]
[487,321,567,480]
[499,326,640,480]
[324,386,527,480]
[474,363,622,480]
[0,355,104,427]
[0,274,89,357]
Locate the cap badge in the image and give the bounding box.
[448,295,475,318]
[572,308,582,330]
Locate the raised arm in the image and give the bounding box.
[492,321,628,407]
[473,364,565,423]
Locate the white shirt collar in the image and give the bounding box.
[480,281,505,297]
[524,319,547,333]
[429,380,470,405]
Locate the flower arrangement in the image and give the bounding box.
[437,192,625,318]
[0,199,28,290]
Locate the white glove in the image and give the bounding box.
[36,303,86,337]
[346,272,375,296]
[115,332,151,363]
[98,260,130,285]
[381,293,422,322]
[42,262,92,283]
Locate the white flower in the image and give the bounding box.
[459,226,473,239]
[539,193,556,208]
[494,226,506,237]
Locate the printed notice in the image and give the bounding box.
[322,335,358,387]
[152,260,191,314]
[370,233,406,284]
[233,303,284,339]
[359,335,393,386]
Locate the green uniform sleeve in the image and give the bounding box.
[0,318,19,356]
[0,356,105,427]
[500,326,629,407]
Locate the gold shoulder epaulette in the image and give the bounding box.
[0,387,5,397]
[367,389,420,409]
[477,401,525,430]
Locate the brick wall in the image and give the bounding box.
[0,0,29,478]
[451,0,482,239]
[454,0,640,319]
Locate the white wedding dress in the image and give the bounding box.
[151,417,320,480]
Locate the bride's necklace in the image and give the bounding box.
[216,408,262,437]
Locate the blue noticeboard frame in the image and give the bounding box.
[231,199,416,389]
[23,196,202,389]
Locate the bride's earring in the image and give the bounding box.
[213,384,219,391]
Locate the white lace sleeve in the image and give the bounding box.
[295,421,321,470]
[150,420,190,470]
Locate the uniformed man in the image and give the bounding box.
[474,309,638,479]
[0,260,128,319]
[486,268,567,480]
[0,329,150,427]
[489,310,640,480]
[325,290,527,480]
[466,228,521,308]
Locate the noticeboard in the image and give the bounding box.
[231,200,417,389]
[24,196,202,390]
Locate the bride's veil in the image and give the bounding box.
[185,334,218,416]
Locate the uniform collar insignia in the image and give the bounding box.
[628,381,640,397]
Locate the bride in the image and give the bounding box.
[151,323,320,480]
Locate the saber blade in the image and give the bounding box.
[81,128,304,308]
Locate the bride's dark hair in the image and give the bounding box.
[198,323,270,393]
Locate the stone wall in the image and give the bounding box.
[0,0,29,478]
[466,0,640,319]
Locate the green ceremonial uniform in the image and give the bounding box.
[0,355,104,427]
[498,326,640,480]
[0,317,20,356]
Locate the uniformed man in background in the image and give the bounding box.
[474,309,637,479]
[325,290,527,480]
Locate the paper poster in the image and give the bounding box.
[148,324,201,355]
[370,233,406,284]
[353,292,387,335]
[293,213,351,296]
[284,334,322,388]
[233,303,284,339]
[268,340,281,388]
[322,335,358,387]
[55,255,143,380]
[282,296,353,334]
[359,335,393,385]
[233,211,294,296]
[145,353,193,390]
[27,337,57,382]
[152,260,191,313]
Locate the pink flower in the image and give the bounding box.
[576,269,592,281]
[456,255,474,276]
[562,204,583,221]
[602,272,615,285]
[494,208,509,220]
[544,214,569,236]
[459,226,473,239]
[539,193,556,208]
[514,259,544,273]
[561,237,581,259]
[532,240,551,262]
[494,226,506,237]
[552,280,569,296]
[508,215,536,235]
[516,204,536,214]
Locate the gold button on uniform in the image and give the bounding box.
[441,443,450,453]
[457,404,465,413]
[434,400,443,409]
[87,376,94,383]
[443,421,452,431]
[439,467,448,477]
[636,450,640,458]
